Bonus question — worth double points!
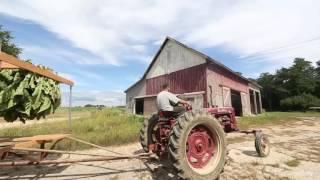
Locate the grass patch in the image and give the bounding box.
[1,110,318,150]
[46,107,98,118]
[0,108,144,150]
[285,159,300,167]
[238,111,320,129]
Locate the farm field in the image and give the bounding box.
[0,109,319,149]
[0,110,319,179]
[0,107,143,149]
[0,107,93,130]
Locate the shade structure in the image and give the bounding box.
[0,52,74,86]
[0,52,74,128]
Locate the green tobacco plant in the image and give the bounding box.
[0,63,61,122]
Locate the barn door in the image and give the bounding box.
[222,87,231,107]
[240,92,248,116]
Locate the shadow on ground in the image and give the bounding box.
[0,150,181,180]
[242,150,259,157]
[0,147,268,180]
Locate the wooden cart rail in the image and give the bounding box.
[0,134,151,167]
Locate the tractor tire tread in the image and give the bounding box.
[168,111,227,180]
[139,113,158,152]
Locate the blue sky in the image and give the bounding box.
[0,0,319,106]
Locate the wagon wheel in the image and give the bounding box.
[168,111,226,179]
[255,132,270,157]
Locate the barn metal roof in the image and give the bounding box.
[125,36,251,92]
[248,78,263,89]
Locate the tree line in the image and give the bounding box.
[256,58,320,111]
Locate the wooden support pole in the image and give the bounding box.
[66,136,124,155]
[253,91,258,114]
[68,85,72,130]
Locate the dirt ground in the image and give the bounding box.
[1,117,319,180]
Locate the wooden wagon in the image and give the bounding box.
[0,134,150,167]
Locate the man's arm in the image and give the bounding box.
[177,98,189,105]
[167,92,190,106]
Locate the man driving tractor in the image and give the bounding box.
[156,83,190,117]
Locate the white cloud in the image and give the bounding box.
[0,0,232,65]
[185,0,320,67]
[0,0,319,72]
[61,90,125,106]
[21,44,102,65]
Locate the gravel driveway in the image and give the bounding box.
[1,117,319,180]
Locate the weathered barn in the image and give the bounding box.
[125,37,262,116]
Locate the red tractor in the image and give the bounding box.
[140,105,270,179]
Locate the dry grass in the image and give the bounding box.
[0,108,144,150]
[285,159,300,167]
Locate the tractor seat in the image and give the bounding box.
[158,111,176,118]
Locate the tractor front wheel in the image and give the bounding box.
[168,111,226,179]
[255,132,270,157]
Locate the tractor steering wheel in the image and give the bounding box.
[184,103,192,111]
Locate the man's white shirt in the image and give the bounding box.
[156,91,180,111]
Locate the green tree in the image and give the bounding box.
[286,58,316,95]
[257,72,288,110]
[0,25,22,57]
[257,58,318,111]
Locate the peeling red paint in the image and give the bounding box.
[207,64,249,93]
[146,64,207,95]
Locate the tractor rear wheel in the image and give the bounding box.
[139,113,159,152]
[168,111,226,180]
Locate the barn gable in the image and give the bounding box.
[146,38,206,79]
[125,36,248,93]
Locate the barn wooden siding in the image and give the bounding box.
[146,64,207,95]
[207,64,248,93]
[206,63,251,115]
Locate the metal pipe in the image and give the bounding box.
[11,147,123,158]
[0,156,148,167]
[68,85,72,130]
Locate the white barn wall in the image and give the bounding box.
[125,79,146,113]
[146,40,206,79]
